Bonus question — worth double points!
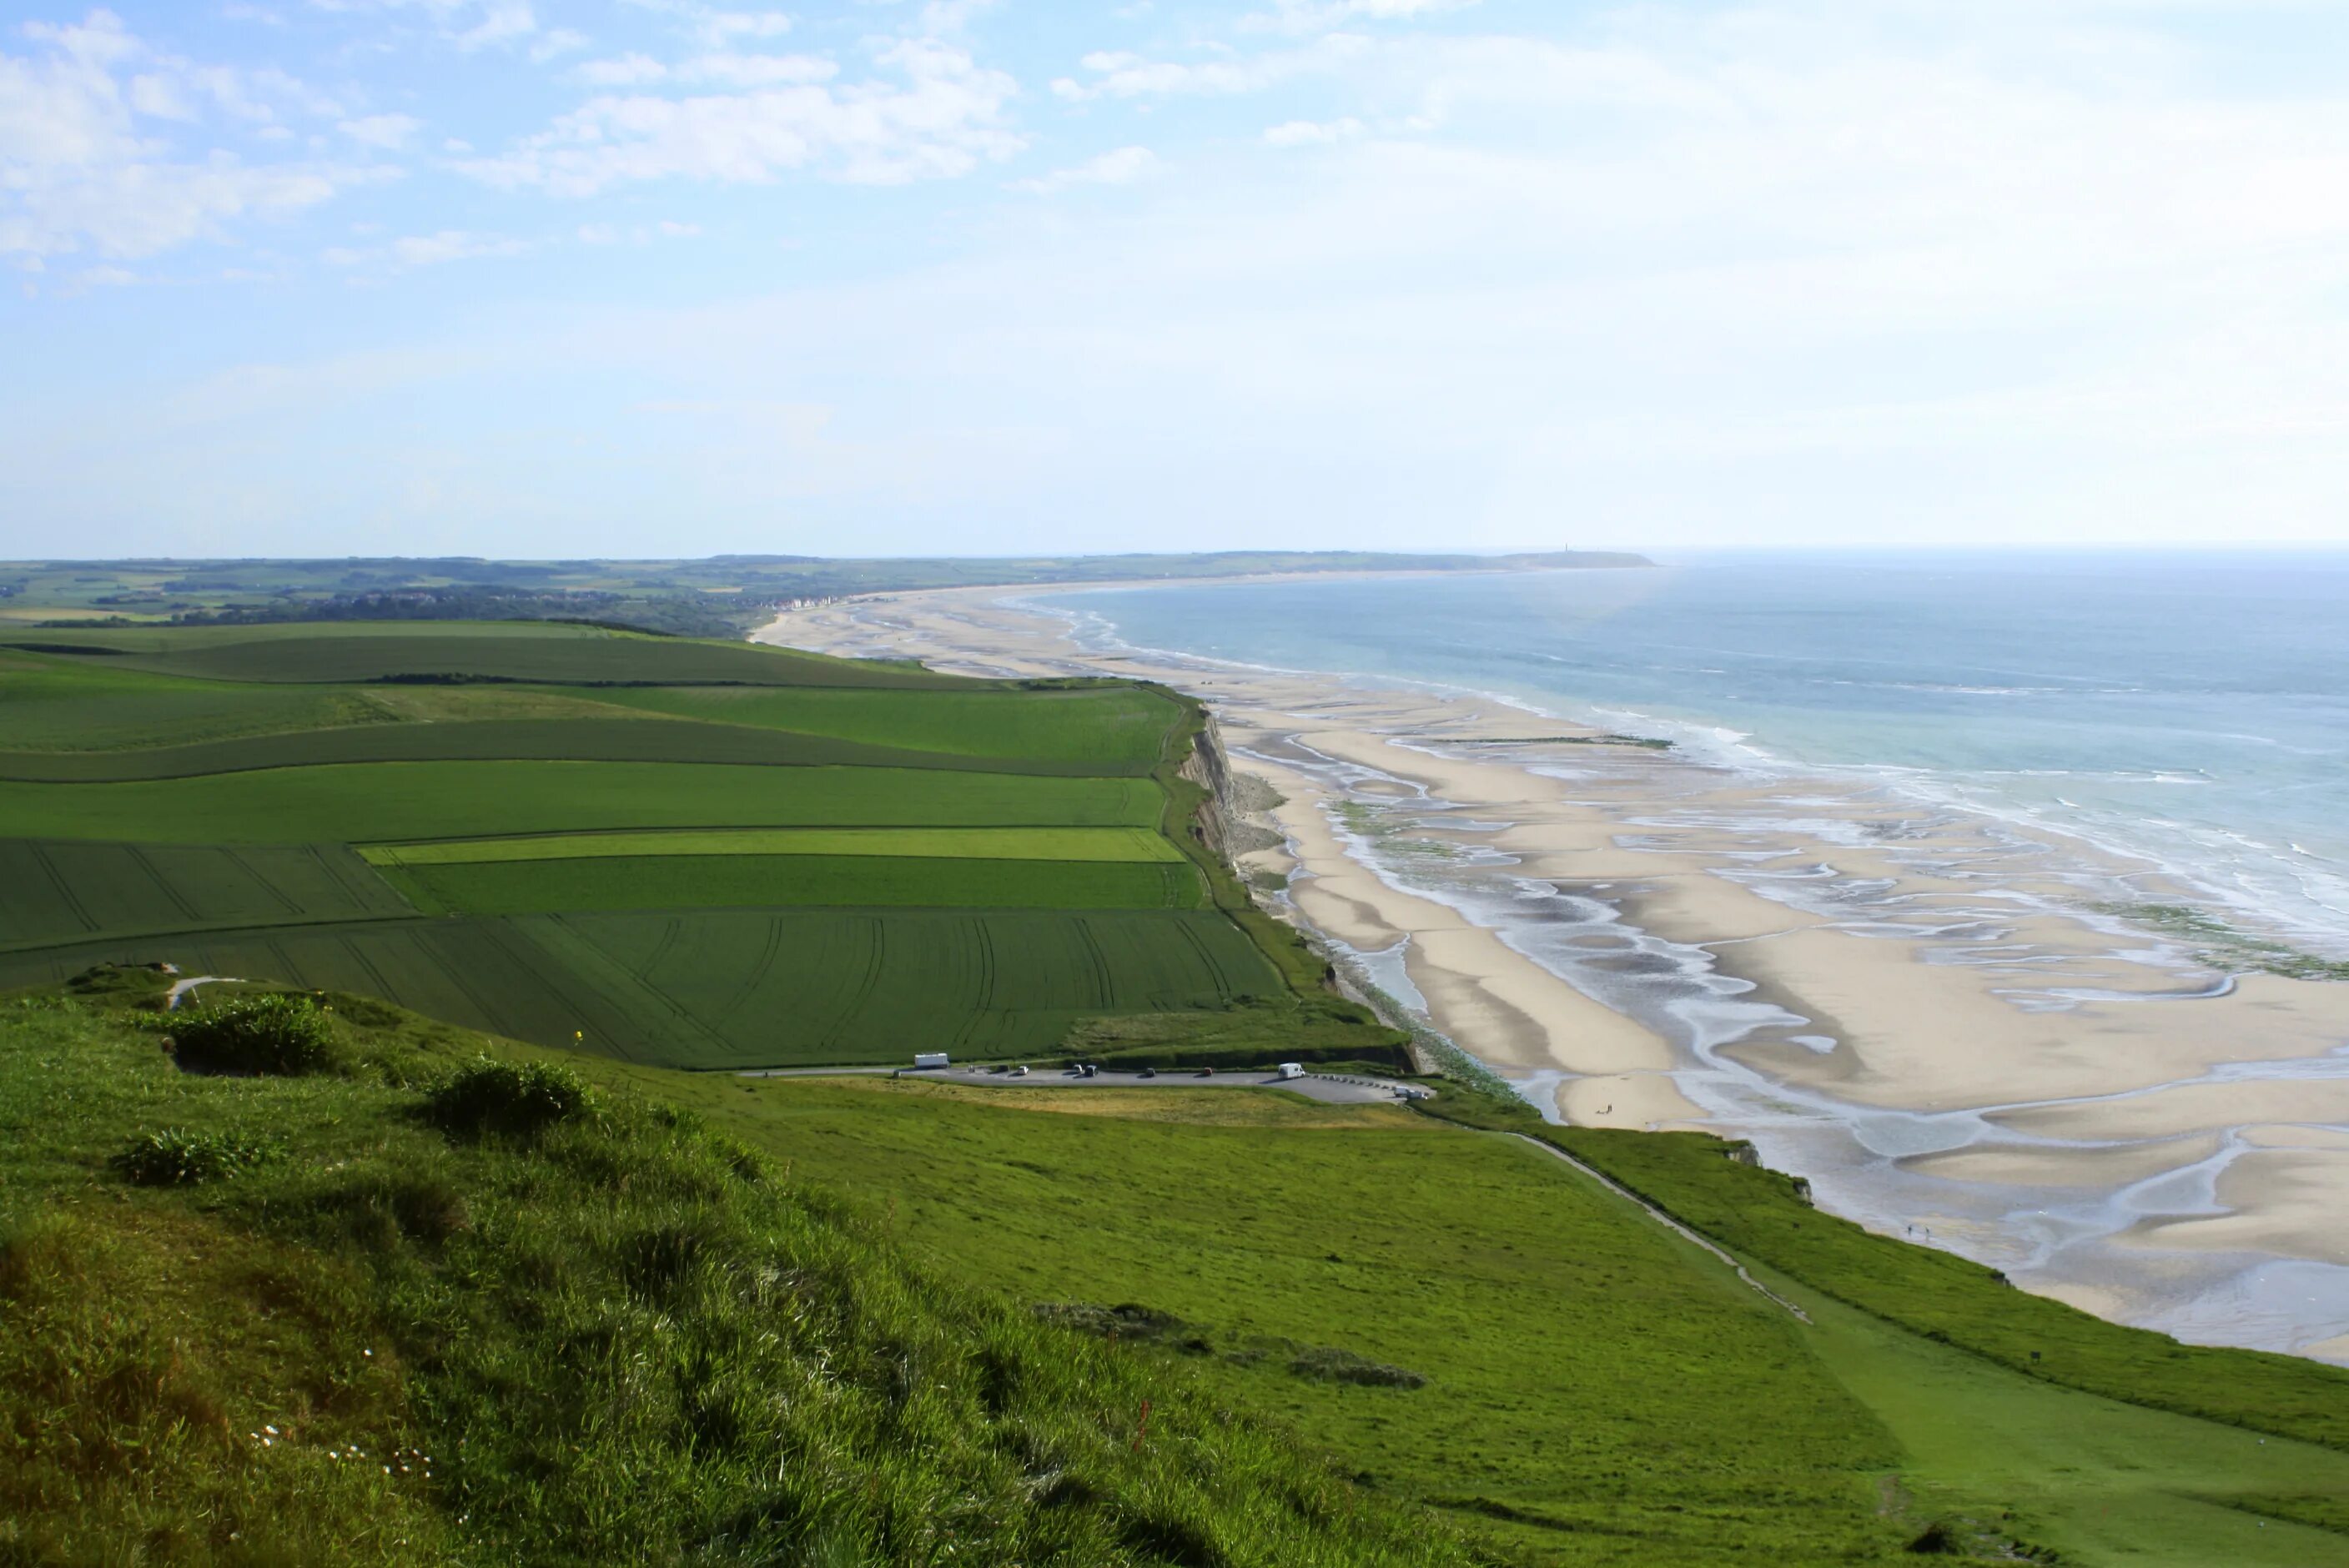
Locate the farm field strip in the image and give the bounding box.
[377,855,1203,917]
[360,826,1186,866]
[0,838,415,952]
[0,762,1161,843]
[583,684,1185,765]
[0,907,1270,1069]
[0,717,1144,781]
[0,625,976,687]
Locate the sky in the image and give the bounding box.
[3,1,2349,560]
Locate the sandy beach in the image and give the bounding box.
[757,584,2349,1360]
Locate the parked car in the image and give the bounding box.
[1009,1064,1029,1078]
[1196,1066,1215,1078]
[1139,1067,1157,1079]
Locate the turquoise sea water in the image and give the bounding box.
[1049,550,2349,957]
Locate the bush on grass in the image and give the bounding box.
[163,993,344,1076]
[425,1056,599,1138]
[110,1128,284,1186]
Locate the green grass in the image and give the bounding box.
[527,907,1280,1067]
[646,1074,1921,1563]
[361,825,1188,866]
[0,716,1149,781]
[1541,1125,2349,1452]
[0,909,1280,1069]
[590,683,1186,765]
[627,1073,2349,1566]
[0,839,414,952]
[1785,1275,2349,1565]
[380,854,1205,915]
[0,651,390,750]
[0,621,977,688]
[0,984,1466,1565]
[0,762,1163,843]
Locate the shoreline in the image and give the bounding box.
[756,584,2349,1363]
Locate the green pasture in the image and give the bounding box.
[0,622,970,688]
[379,854,1205,915]
[0,763,1163,844]
[0,840,412,952]
[362,826,1185,866]
[641,1073,2349,1567]
[588,684,1183,765]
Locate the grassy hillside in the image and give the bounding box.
[0,621,1391,1072]
[630,1070,2349,1568]
[0,977,1465,1565]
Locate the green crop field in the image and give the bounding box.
[0,762,1162,844]
[361,826,1186,866]
[0,623,973,688]
[588,684,1184,764]
[376,855,1206,916]
[0,621,1317,1071]
[0,717,1144,781]
[0,651,389,751]
[0,840,411,952]
[529,907,1276,1065]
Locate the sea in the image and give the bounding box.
[1047,549,2349,961]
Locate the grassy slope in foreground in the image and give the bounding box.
[0,979,1464,1567]
[638,1070,2349,1568]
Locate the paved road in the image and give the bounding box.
[737,1063,1429,1107]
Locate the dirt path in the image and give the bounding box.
[1509,1132,1813,1324]
[163,975,241,1010]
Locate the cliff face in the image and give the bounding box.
[1180,712,1238,862]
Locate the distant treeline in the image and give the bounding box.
[3,548,1653,637]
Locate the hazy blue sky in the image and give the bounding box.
[4,1,2348,559]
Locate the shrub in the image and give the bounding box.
[110,1128,284,1187]
[424,1057,599,1138]
[165,994,343,1076]
[1288,1346,1428,1390]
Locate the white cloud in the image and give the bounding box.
[1246,0,1471,33]
[578,51,837,88]
[452,1,536,51]
[1011,145,1155,194]
[324,228,529,269]
[339,112,421,148]
[1051,37,1363,101]
[1263,116,1363,146]
[1,10,367,262]
[466,36,1021,193]
[577,218,702,244]
[531,27,589,62]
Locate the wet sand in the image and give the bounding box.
[757,585,2349,1360]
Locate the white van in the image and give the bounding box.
[1275,1062,1305,1080]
